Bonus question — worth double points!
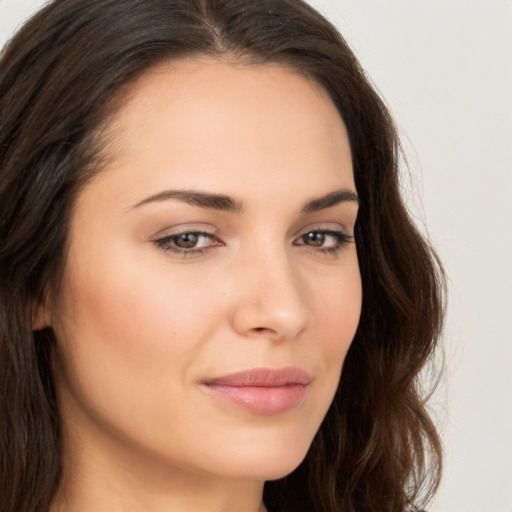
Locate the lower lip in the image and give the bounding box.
[203,383,309,415]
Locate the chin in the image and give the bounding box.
[204,431,313,482]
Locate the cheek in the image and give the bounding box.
[297,258,361,417]
[61,227,219,341]
[312,260,362,354]
[51,247,222,429]
[315,264,361,395]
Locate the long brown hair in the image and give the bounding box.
[0,1,445,510]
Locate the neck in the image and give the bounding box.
[51,419,268,512]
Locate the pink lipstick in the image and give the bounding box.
[202,367,311,415]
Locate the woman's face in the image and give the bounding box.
[45,58,361,483]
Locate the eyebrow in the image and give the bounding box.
[301,189,359,214]
[131,188,358,213]
[132,190,244,213]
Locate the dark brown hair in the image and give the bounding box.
[0,1,445,511]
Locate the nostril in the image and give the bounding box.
[250,326,281,336]
[231,288,308,341]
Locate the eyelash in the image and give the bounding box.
[294,229,355,255]
[154,229,355,257]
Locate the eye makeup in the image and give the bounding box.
[153,226,354,258]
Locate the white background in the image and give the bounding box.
[1,0,511,510]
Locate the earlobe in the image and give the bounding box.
[32,302,52,331]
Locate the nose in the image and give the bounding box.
[230,248,309,342]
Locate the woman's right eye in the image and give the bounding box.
[154,231,219,256]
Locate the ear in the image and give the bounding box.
[32,299,52,331]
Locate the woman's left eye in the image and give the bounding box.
[294,229,354,254]
[154,231,218,256]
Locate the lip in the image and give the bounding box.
[201,367,312,415]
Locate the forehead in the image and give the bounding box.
[88,57,354,205]
[112,56,341,128]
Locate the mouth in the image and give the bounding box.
[201,367,312,415]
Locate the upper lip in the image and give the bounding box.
[203,367,312,387]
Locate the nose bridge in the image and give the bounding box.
[231,236,309,340]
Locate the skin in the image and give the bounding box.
[41,58,362,512]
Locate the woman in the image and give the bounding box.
[0,1,445,511]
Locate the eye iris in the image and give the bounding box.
[305,232,325,246]
[175,233,199,248]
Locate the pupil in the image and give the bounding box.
[306,232,324,246]
[176,233,198,248]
